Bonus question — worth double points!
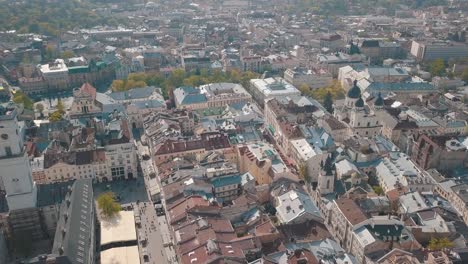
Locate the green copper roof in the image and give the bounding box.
[347,80,361,99]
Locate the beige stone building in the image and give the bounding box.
[236,142,290,185]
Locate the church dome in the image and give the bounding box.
[355,97,364,108]
[347,80,361,99]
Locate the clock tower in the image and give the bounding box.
[0,105,37,210]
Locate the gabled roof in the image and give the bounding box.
[78,83,97,100]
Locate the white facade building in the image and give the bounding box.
[249,77,301,106]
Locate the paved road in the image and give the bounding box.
[135,201,170,264]
[137,144,178,264]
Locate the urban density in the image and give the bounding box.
[0,0,468,264]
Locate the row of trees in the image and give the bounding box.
[111,69,260,99]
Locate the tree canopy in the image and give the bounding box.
[372,186,384,196]
[48,111,63,122]
[429,59,446,77]
[0,0,126,36]
[299,80,345,102]
[97,192,121,218]
[428,237,454,250]
[12,91,34,110]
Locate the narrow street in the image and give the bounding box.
[137,143,178,264]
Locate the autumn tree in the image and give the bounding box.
[461,68,468,82]
[299,162,311,183]
[12,91,34,110]
[111,79,126,92]
[430,58,446,77]
[428,237,454,251]
[372,186,384,196]
[97,192,121,218]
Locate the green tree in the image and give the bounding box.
[430,59,446,77]
[428,237,454,250]
[97,192,121,218]
[12,91,34,110]
[323,91,334,114]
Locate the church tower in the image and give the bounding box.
[317,155,335,195]
[0,105,37,210]
[345,80,361,108]
[373,92,384,112]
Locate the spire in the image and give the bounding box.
[374,92,384,107]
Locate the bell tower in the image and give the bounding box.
[0,105,37,210]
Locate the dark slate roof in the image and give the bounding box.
[361,40,380,48]
[52,179,94,264]
[347,80,361,99]
[367,82,435,95]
